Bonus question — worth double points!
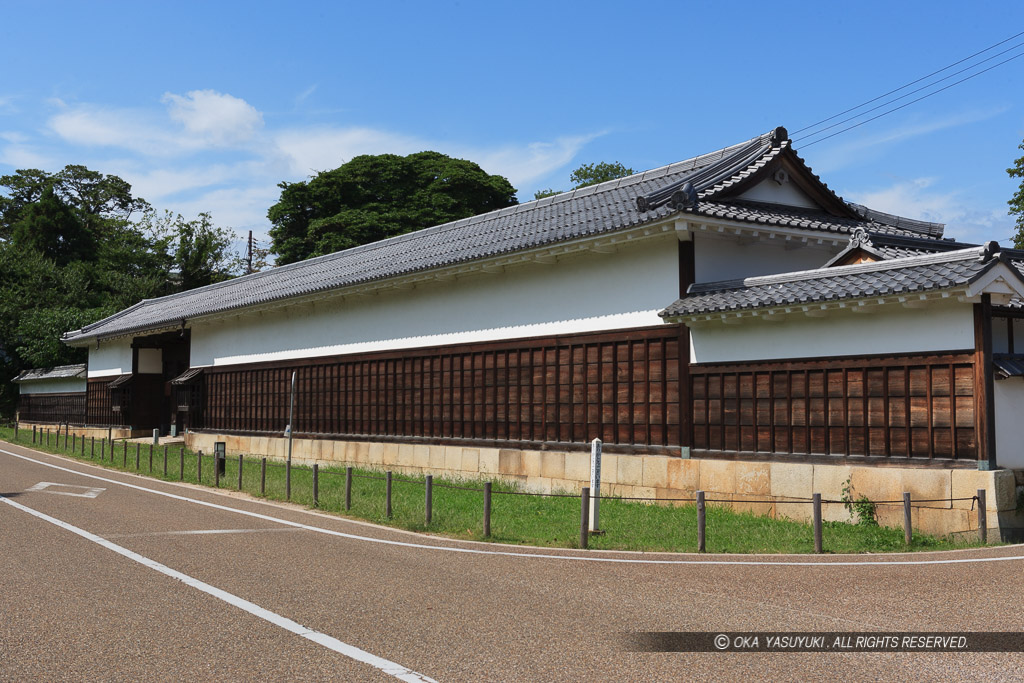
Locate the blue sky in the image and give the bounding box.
[2,1,1024,250]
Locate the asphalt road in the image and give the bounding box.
[3,440,1024,681]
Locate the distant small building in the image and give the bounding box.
[13,364,87,424]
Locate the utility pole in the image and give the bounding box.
[247,230,253,274]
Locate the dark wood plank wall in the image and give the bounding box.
[690,352,977,461]
[17,392,86,424]
[86,378,124,426]
[198,325,683,447]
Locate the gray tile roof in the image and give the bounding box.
[661,245,1005,319]
[63,128,953,343]
[13,364,87,383]
[993,355,1024,379]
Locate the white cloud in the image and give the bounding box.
[30,90,603,243]
[168,185,282,237]
[49,106,182,156]
[847,177,1011,243]
[273,126,425,175]
[49,90,264,156]
[162,90,263,147]
[0,141,56,169]
[456,133,601,188]
[273,126,600,188]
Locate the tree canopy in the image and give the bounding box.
[0,165,243,416]
[268,151,518,265]
[1007,140,1024,248]
[533,160,635,200]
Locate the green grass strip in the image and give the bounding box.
[0,426,990,554]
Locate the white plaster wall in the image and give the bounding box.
[18,378,87,395]
[693,233,838,284]
[994,379,1024,469]
[991,317,1024,354]
[88,338,133,378]
[191,237,680,367]
[737,178,819,209]
[137,348,162,374]
[690,302,975,363]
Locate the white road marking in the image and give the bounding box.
[105,528,304,539]
[26,481,105,498]
[0,493,436,683]
[3,446,1023,568]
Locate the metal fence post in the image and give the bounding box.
[286,461,291,500]
[260,458,266,495]
[149,444,154,471]
[135,443,140,470]
[697,490,706,553]
[813,493,823,554]
[978,489,988,544]
[91,436,95,459]
[238,454,244,491]
[386,471,393,518]
[903,492,912,545]
[313,464,319,507]
[101,439,105,460]
[197,449,203,483]
[122,441,127,467]
[72,433,76,452]
[345,467,353,511]
[484,481,492,537]
[580,487,590,549]
[80,434,85,456]
[425,474,433,525]
[215,455,221,487]
[163,445,168,476]
[179,447,185,481]
[32,425,36,443]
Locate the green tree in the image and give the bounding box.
[569,161,635,188]
[1008,140,1024,248]
[268,151,518,264]
[10,183,96,265]
[532,160,635,200]
[174,212,237,289]
[0,165,245,417]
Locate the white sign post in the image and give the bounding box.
[589,438,602,532]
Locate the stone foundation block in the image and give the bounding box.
[479,448,500,476]
[770,462,812,500]
[540,451,565,480]
[735,462,770,496]
[642,456,669,489]
[617,455,643,487]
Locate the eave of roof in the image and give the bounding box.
[13,363,88,383]
[661,244,1017,321]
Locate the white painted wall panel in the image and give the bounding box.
[137,348,162,374]
[190,237,681,367]
[693,233,837,284]
[737,178,819,209]
[18,378,87,395]
[88,338,133,378]
[991,317,1024,354]
[689,302,975,363]
[994,379,1024,469]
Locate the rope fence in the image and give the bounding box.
[9,423,995,551]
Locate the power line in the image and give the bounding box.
[794,40,1024,143]
[792,29,1024,137]
[798,50,1024,149]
